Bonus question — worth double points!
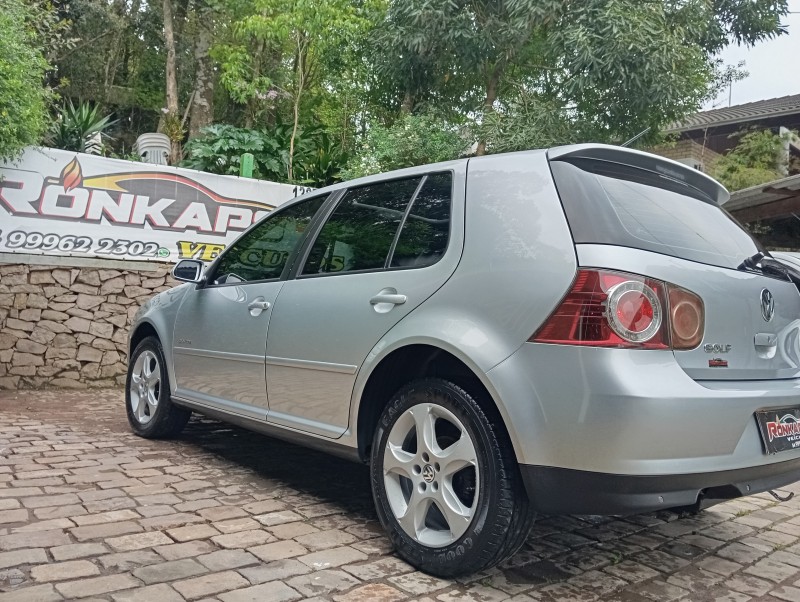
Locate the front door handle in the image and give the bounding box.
[248,298,271,316]
[370,293,407,306]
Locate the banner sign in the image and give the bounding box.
[0,147,309,263]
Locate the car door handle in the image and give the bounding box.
[369,293,407,306]
[248,299,271,316]
[248,300,271,310]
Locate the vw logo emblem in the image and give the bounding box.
[422,464,435,483]
[761,288,775,322]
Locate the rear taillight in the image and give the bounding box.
[531,269,704,350]
[668,286,704,349]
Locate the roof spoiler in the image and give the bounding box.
[548,143,730,206]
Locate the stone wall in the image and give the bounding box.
[0,258,177,390]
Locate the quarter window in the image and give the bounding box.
[302,178,421,275]
[390,172,452,268]
[212,196,325,284]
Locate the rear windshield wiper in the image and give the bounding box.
[738,252,791,281]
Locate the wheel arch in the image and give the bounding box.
[354,342,520,465]
[129,320,160,356]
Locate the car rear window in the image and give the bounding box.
[549,158,763,270]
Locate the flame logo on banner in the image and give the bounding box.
[60,157,83,192]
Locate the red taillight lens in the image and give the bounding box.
[669,286,704,350]
[531,269,669,349]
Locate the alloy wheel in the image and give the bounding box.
[383,402,479,547]
[129,349,161,425]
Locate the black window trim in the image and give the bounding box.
[385,176,427,269]
[202,191,337,288]
[292,171,455,280]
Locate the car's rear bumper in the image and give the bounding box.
[520,458,800,515]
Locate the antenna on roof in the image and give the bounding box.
[621,127,651,148]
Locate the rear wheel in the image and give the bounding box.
[126,336,190,438]
[370,378,534,577]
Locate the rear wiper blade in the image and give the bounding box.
[738,252,791,280]
[738,252,765,272]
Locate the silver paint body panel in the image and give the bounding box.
[128,143,800,491]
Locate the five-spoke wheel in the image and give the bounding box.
[129,349,161,425]
[383,402,479,547]
[371,378,533,578]
[125,336,190,438]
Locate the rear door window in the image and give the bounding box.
[550,158,762,269]
[301,177,422,275]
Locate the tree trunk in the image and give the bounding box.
[189,23,214,139]
[400,89,414,114]
[162,0,181,164]
[288,36,307,182]
[475,64,503,156]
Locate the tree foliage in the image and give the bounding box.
[713,130,787,191]
[15,0,790,179]
[0,0,50,159]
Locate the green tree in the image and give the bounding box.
[340,112,465,179]
[0,0,50,159]
[713,130,787,191]
[375,0,789,155]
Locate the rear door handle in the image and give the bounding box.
[370,293,407,306]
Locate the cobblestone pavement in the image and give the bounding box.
[1,390,800,602]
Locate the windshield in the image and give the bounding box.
[550,158,763,270]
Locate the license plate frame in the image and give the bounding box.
[756,406,800,454]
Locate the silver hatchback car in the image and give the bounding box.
[126,144,800,577]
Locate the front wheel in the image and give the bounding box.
[125,336,190,438]
[370,378,534,578]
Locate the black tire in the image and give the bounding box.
[125,336,190,438]
[370,378,534,578]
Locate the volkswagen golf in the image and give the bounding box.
[126,144,800,577]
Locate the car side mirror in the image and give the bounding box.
[172,259,206,284]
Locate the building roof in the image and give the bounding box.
[668,94,800,133]
[723,173,800,222]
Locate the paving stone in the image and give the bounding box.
[772,585,800,602]
[31,559,101,581]
[215,517,261,533]
[212,529,273,549]
[298,545,368,569]
[631,579,689,601]
[0,583,62,602]
[286,569,360,596]
[197,549,258,571]
[70,520,143,541]
[155,540,216,560]
[294,528,355,551]
[388,572,452,596]
[249,540,308,562]
[55,574,142,598]
[167,523,220,542]
[603,560,661,583]
[0,509,28,524]
[132,558,208,584]
[333,583,407,602]
[111,583,185,602]
[50,543,109,561]
[98,550,163,570]
[567,569,627,597]
[218,581,302,602]
[239,559,312,584]
[71,509,139,526]
[173,570,250,600]
[106,531,174,551]
[0,547,47,569]
[0,529,70,550]
[726,574,774,596]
